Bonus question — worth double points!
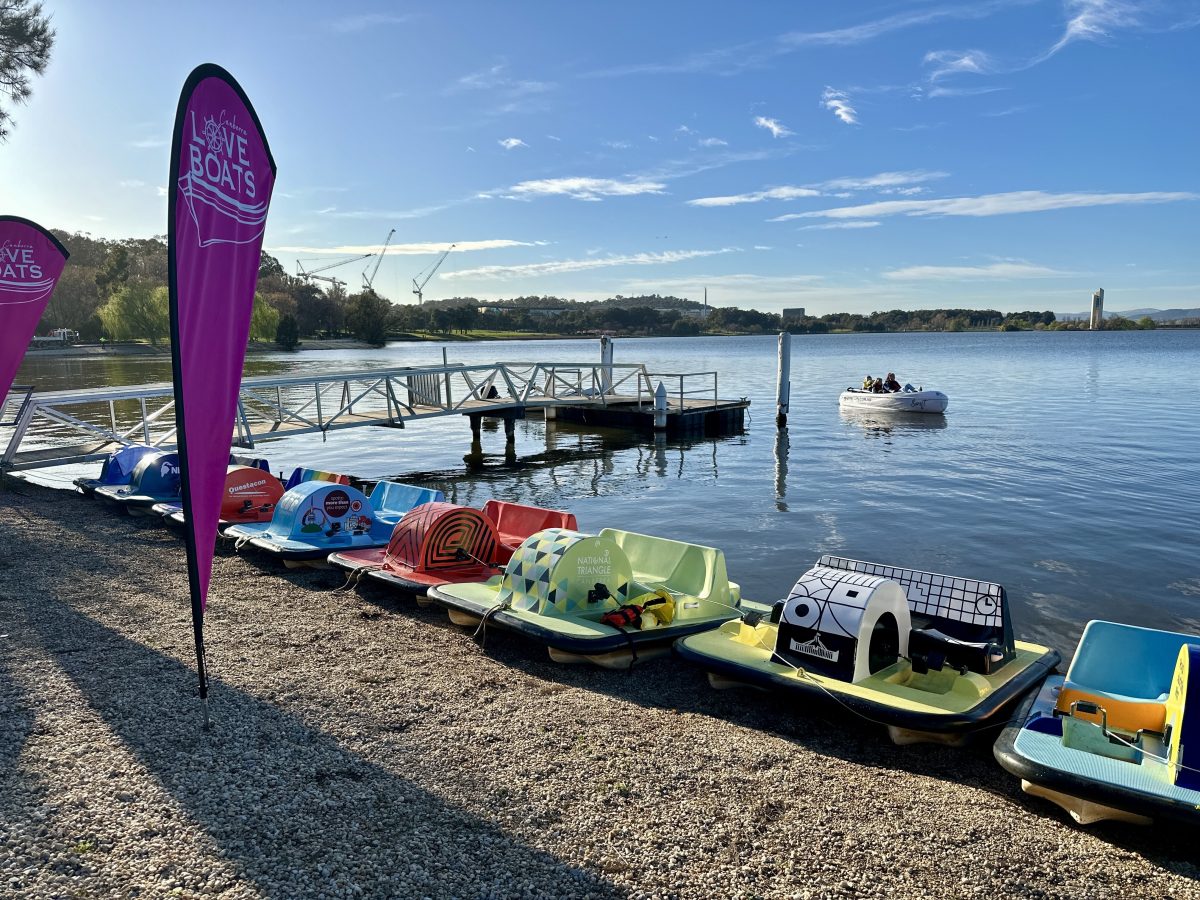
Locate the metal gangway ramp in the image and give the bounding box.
[1,361,742,472]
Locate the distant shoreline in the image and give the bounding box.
[21,326,1197,363]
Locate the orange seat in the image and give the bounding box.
[1055,686,1166,734]
[481,500,577,555]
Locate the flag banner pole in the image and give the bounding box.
[0,216,70,411]
[166,64,276,728]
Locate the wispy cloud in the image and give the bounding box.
[982,104,1032,117]
[330,12,414,33]
[753,245,773,250]
[925,85,1007,98]
[499,137,527,150]
[884,262,1067,280]
[603,140,632,150]
[771,190,1197,221]
[443,248,738,280]
[820,170,949,191]
[1039,0,1142,61]
[698,137,728,147]
[447,62,555,115]
[128,137,167,149]
[452,63,553,97]
[483,176,666,202]
[821,88,858,124]
[924,49,994,80]
[688,186,821,208]
[587,2,1022,77]
[780,1,1023,48]
[799,221,882,230]
[687,170,947,208]
[268,239,545,256]
[754,116,792,138]
[118,179,146,189]
[320,203,456,220]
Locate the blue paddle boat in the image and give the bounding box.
[93,450,182,513]
[225,479,444,567]
[995,619,1200,825]
[74,444,158,496]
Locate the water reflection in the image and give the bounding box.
[839,407,949,439]
[394,420,739,512]
[773,427,790,512]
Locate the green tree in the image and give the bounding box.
[275,313,300,350]
[94,245,130,298]
[98,281,169,345]
[249,291,280,342]
[346,290,392,345]
[1137,316,1156,330]
[0,0,54,141]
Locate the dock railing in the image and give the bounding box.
[643,371,721,411]
[3,361,717,471]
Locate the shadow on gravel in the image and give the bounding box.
[10,600,625,900]
[386,589,1200,880]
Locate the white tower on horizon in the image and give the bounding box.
[1090,289,1104,330]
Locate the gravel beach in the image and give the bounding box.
[1,482,1197,900]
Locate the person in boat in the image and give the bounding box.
[883,373,901,392]
[862,374,874,390]
[870,377,885,393]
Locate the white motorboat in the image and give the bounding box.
[838,387,948,414]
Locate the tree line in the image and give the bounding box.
[36,231,1170,350]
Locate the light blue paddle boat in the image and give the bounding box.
[225,479,444,567]
[995,620,1200,825]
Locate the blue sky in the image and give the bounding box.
[2,0,1198,314]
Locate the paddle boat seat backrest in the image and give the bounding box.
[283,467,351,490]
[229,453,270,473]
[1056,620,1200,734]
[481,500,578,550]
[383,502,500,572]
[124,451,181,498]
[497,529,633,616]
[367,481,445,525]
[220,465,285,521]
[599,528,732,619]
[97,444,157,486]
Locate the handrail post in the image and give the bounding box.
[139,398,151,444]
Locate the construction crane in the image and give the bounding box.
[296,253,374,289]
[362,229,395,291]
[412,244,455,305]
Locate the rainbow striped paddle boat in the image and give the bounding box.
[994,620,1200,825]
[675,556,1059,745]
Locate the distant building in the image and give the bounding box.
[781,307,806,320]
[1090,289,1104,330]
[477,305,567,318]
[656,307,710,320]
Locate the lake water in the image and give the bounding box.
[14,330,1200,656]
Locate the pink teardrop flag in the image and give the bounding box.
[0,216,69,406]
[167,64,276,725]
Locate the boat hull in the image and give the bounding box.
[839,389,948,414]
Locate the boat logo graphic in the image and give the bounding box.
[0,239,55,306]
[789,635,839,663]
[179,107,268,248]
[160,460,180,479]
[228,478,270,495]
